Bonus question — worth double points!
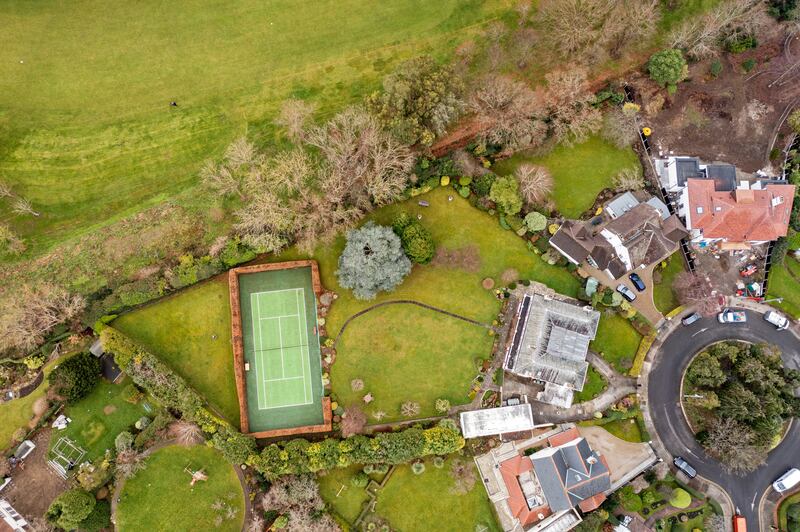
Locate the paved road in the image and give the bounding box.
[648,310,800,529]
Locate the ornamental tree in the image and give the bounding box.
[336,222,411,300]
[48,352,101,404]
[648,49,688,92]
[489,175,523,216]
[46,488,96,531]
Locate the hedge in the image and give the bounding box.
[629,332,656,377]
[100,328,464,477]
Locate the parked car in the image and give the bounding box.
[616,284,636,302]
[773,468,800,493]
[718,309,746,323]
[681,312,702,326]
[763,310,790,330]
[673,456,697,479]
[629,273,646,291]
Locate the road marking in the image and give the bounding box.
[751,492,758,510]
[692,327,709,337]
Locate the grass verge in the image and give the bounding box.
[653,253,685,314]
[574,366,608,404]
[591,312,643,374]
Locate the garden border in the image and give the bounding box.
[228,260,332,438]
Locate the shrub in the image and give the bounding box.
[489,175,523,216]
[648,49,688,91]
[471,173,496,197]
[458,176,472,186]
[742,59,757,72]
[373,463,390,475]
[272,515,289,529]
[23,354,46,370]
[115,431,134,452]
[618,485,644,512]
[411,462,426,475]
[336,222,411,300]
[433,456,445,468]
[710,60,723,78]
[48,352,101,404]
[78,500,111,532]
[46,488,96,531]
[788,110,800,134]
[726,34,757,53]
[135,416,151,430]
[669,488,691,509]
[351,471,369,488]
[211,430,257,465]
[524,212,547,232]
[362,464,374,475]
[434,399,450,413]
[392,215,435,264]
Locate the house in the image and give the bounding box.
[550,197,687,280]
[503,286,600,408]
[685,178,795,248]
[474,426,611,532]
[0,499,27,532]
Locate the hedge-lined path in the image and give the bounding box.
[644,497,707,527]
[110,440,252,530]
[333,299,493,348]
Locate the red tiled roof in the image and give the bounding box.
[687,179,795,242]
[500,454,552,526]
[547,426,580,447]
[578,493,607,512]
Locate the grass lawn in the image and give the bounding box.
[591,312,643,373]
[48,377,149,461]
[113,276,240,425]
[767,256,800,319]
[778,492,800,531]
[318,465,372,524]
[573,366,608,404]
[0,1,508,260]
[491,136,641,218]
[375,457,500,532]
[653,253,685,314]
[116,445,244,532]
[0,358,61,451]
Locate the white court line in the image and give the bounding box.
[262,375,306,383]
[277,316,285,378]
[258,313,301,321]
[251,292,266,410]
[297,288,312,405]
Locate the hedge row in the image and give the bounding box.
[100,328,465,478]
[629,332,656,377]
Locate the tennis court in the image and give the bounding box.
[249,288,313,410]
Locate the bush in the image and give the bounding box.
[211,430,257,465]
[362,464,374,475]
[433,456,445,468]
[669,488,691,509]
[489,175,523,216]
[115,431,134,452]
[411,462,426,475]
[272,515,289,529]
[48,352,101,404]
[46,488,96,531]
[434,399,450,413]
[393,214,435,264]
[726,34,757,53]
[351,471,369,487]
[524,212,547,232]
[23,353,46,370]
[135,416,151,430]
[618,485,644,512]
[648,49,688,91]
[78,500,111,532]
[788,503,800,524]
[373,463,390,475]
[710,60,723,78]
[742,59,757,73]
[471,173,496,197]
[788,110,800,134]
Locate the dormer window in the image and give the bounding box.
[696,206,704,214]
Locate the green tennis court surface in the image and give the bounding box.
[250,288,313,410]
[238,266,324,432]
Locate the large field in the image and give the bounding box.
[0,0,509,260]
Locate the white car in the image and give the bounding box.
[764,310,790,330]
[773,468,800,493]
[616,284,636,302]
[717,309,746,323]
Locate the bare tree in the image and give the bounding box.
[400,401,421,418]
[116,449,147,479]
[704,417,767,475]
[612,167,645,192]
[0,283,84,353]
[168,420,203,446]
[469,76,546,150]
[340,405,367,437]
[275,99,316,143]
[544,67,602,146]
[515,0,533,24]
[199,160,242,199]
[12,197,39,217]
[0,180,12,198]
[673,272,722,317]
[516,164,553,206]
[669,0,770,60]
[452,149,489,178]
[512,27,538,69]
[261,475,338,532]
[484,20,508,42]
[234,191,296,252]
[0,223,25,256]
[601,108,639,149]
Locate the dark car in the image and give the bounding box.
[673,456,697,478]
[681,312,701,326]
[629,272,646,292]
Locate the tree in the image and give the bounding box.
[336,222,411,300]
[601,107,640,149]
[366,55,464,146]
[489,175,523,216]
[392,213,435,264]
[46,488,96,531]
[115,449,147,479]
[341,406,367,437]
[275,98,316,142]
[115,431,134,452]
[12,197,39,217]
[77,500,111,532]
[613,167,645,191]
[703,417,767,474]
[673,272,721,317]
[648,49,688,91]
[261,475,337,532]
[0,283,84,353]
[544,67,602,146]
[468,76,546,151]
[400,401,421,418]
[687,351,726,388]
[515,164,553,207]
[524,212,547,232]
[168,420,204,446]
[48,352,101,404]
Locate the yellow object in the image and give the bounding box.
[642,127,652,137]
[595,207,603,216]
[440,175,450,186]
[548,223,559,235]
[330,401,338,410]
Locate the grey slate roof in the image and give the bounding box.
[531,438,611,512]
[705,164,736,191]
[504,294,599,391]
[676,157,701,186]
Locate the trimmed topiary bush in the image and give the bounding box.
[46,488,96,531]
[411,462,426,475]
[351,471,369,487]
[433,456,445,468]
[669,488,691,509]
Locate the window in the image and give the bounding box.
[696,206,704,214]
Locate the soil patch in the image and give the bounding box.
[501,268,520,284]
[103,404,117,416]
[431,245,481,273]
[2,428,68,519]
[644,23,800,172]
